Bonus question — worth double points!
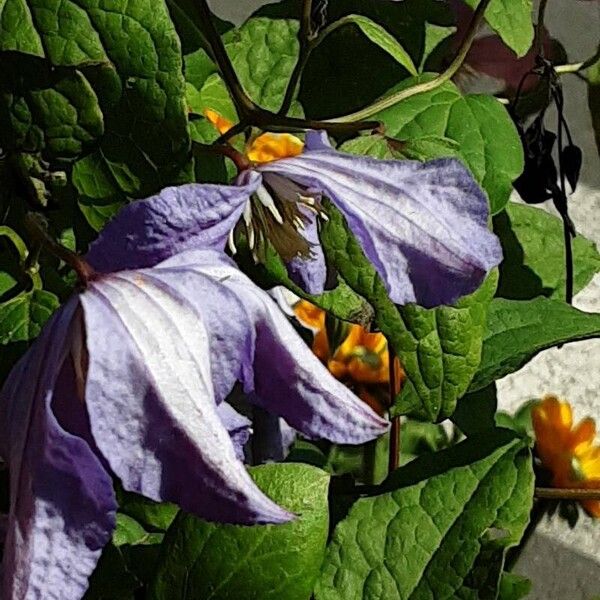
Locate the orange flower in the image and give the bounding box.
[204,109,304,163]
[294,300,404,415]
[532,394,600,517]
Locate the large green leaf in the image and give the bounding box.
[0,0,191,203]
[150,464,330,600]
[462,0,534,57]
[471,297,600,391]
[320,203,497,421]
[256,0,454,118]
[0,290,59,344]
[315,429,533,600]
[374,77,524,214]
[0,54,103,161]
[223,17,300,112]
[339,15,418,75]
[495,202,600,301]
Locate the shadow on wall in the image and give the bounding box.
[516,532,600,599]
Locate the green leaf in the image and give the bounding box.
[341,15,418,75]
[78,198,122,232]
[320,203,497,421]
[462,0,534,57]
[256,0,454,119]
[0,54,104,161]
[340,133,461,163]
[116,489,178,533]
[85,544,140,600]
[495,202,600,301]
[315,429,533,600]
[113,514,163,547]
[223,18,300,112]
[498,572,532,600]
[150,464,330,600]
[471,297,600,391]
[374,77,524,214]
[420,22,456,71]
[0,290,59,344]
[452,383,498,436]
[0,0,191,201]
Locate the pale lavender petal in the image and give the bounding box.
[86,170,262,273]
[259,145,502,307]
[305,129,334,151]
[158,250,389,444]
[80,271,292,525]
[218,403,252,461]
[0,299,117,600]
[287,212,327,294]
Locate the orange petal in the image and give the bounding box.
[582,500,600,518]
[333,325,364,362]
[203,108,234,135]
[347,358,388,385]
[294,300,325,330]
[327,358,348,380]
[246,132,304,163]
[572,417,597,454]
[313,328,330,362]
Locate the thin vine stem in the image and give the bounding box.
[534,487,600,500]
[325,0,494,123]
[388,347,401,473]
[278,0,315,115]
[24,214,96,286]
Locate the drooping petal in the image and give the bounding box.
[286,211,328,294]
[86,170,262,274]
[157,250,389,444]
[217,403,252,461]
[259,137,502,307]
[80,270,292,525]
[0,299,117,600]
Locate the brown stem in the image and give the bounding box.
[534,487,600,500]
[194,0,257,117]
[388,347,401,473]
[24,214,96,286]
[279,0,315,116]
[195,143,251,172]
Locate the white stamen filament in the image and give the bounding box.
[298,194,315,206]
[247,220,256,249]
[228,228,237,255]
[256,185,284,224]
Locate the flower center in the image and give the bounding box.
[205,109,327,265]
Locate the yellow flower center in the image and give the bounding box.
[204,109,304,163]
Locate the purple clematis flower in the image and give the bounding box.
[250,131,502,306]
[0,184,388,599]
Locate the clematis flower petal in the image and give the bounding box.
[162,250,389,443]
[0,300,117,600]
[258,132,501,307]
[80,269,292,525]
[217,403,253,461]
[86,170,262,273]
[286,212,328,294]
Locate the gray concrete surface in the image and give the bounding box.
[209,1,600,597]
